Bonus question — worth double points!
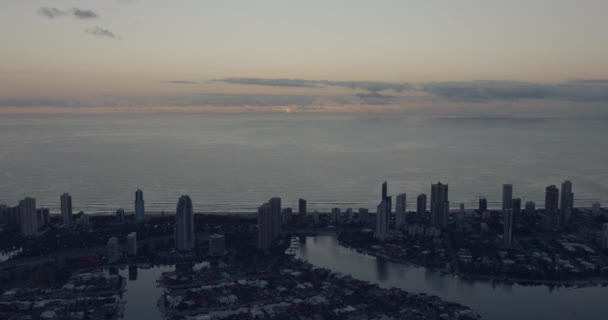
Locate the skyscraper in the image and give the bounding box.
[560,180,574,225]
[60,193,73,225]
[269,197,282,238]
[381,182,392,216]
[135,189,145,222]
[345,208,353,220]
[503,209,513,248]
[376,199,389,238]
[545,185,560,229]
[512,198,521,226]
[417,193,427,215]
[395,193,407,228]
[36,208,50,228]
[257,203,273,250]
[430,182,449,227]
[298,198,307,224]
[502,184,513,213]
[331,208,341,224]
[479,198,488,213]
[116,208,125,223]
[19,197,37,236]
[382,181,388,200]
[175,195,194,251]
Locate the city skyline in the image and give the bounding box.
[2,1,608,113]
[0,180,595,217]
[1,2,607,319]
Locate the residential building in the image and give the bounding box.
[298,198,307,224]
[376,199,390,238]
[561,180,574,224]
[60,193,73,225]
[504,209,513,248]
[545,185,560,229]
[135,189,145,222]
[430,182,449,227]
[395,193,407,228]
[175,195,194,251]
[257,203,273,250]
[417,193,427,215]
[19,197,37,236]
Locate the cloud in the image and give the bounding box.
[355,92,395,99]
[0,98,66,107]
[37,7,99,19]
[186,93,326,106]
[86,27,121,39]
[437,116,545,123]
[355,92,395,105]
[165,81,198,84]
[421,80,608,102]
[569,79,608,84]
[220,78,320,88]
[217,78,412,92]
[37,7,68,18]
[72,8,99,19]
[324,80,411,92]
[218,77,608,103]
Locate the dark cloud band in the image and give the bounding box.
[217,77,608,103]
[37,7,99,19]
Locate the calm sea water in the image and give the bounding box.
[0,113,606,212]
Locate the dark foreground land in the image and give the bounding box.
[0,213,481,319]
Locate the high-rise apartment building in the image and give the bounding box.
[395,193,407,228]
[175,195,194,251]
[417,194,427,215]
[135,189,145,222]
[60,193,73,225]
[431,182,449,227]
[257,203,273,250]
[545,185,560,229]
[560,180,574,225]
[298,198,307,224]
[19,197,37,236]
[376,199,390,238]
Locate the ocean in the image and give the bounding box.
[0,112,606,213]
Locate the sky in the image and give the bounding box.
[1,0,608,113]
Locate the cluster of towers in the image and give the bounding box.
[478,181,574,248]
[373,180,577,248]
[0,197,49,236]
[375,181,450,238]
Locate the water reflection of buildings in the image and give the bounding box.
[425,269,447,292]
[129,265,138,281]
[375,258,389,281]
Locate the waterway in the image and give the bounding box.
[295,235,608,320]
[119,265,172,320]
[116,235,608,319]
